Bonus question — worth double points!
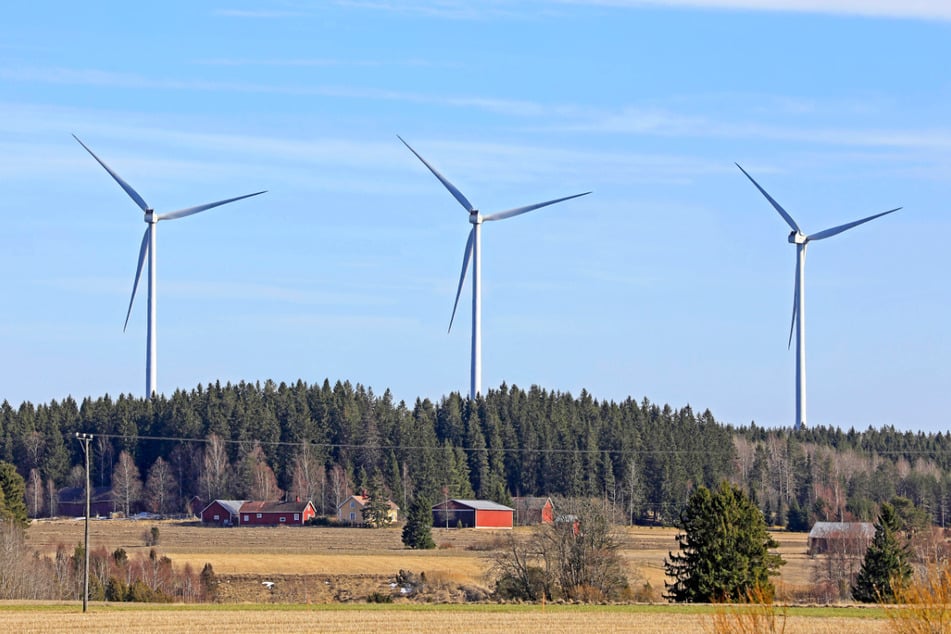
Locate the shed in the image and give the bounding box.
[336,494,399,525]
[513,496,555,525]
[808,521,875,555]
[432,499,514,529]
[238,500,316,526]
[200,499,246,526]
[57,486,114,517]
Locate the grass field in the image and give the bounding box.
[13,520,900,631]
[24,518,816,592]
[0,602,892,633]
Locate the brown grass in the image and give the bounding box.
[885,562,951,633]
[25,519,819,602]
[0,604,895,634]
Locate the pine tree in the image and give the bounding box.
[665,481,784,602]
[401,495,435,549]
[852,502,912,602]
[361,474,394,528]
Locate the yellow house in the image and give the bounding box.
[336,494,399,525]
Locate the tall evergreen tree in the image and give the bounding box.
[665,481,784,602]
[852,502,912,603]
[0,461,28,528]
[401,495,435,549]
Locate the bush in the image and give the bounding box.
[885,562,951,632]
[367,591,393,603]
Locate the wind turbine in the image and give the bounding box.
[736,163,900,430]
[74,135,266,399]
[399,136,590,400]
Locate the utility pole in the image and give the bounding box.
[75,433,94,613]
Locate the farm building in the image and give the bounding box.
[808,521,875,555]
[336,494,399,525]
[512,496,555,525]
[432,499,514,529]
[57,485,115,517]
[239,500,317,526]
[200,500,246,526]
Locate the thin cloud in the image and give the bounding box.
[213,9,310,18]
[551,0,951,21]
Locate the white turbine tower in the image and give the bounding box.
[399,136,590,400]
[736,163,900,430]
[74,135,266,399]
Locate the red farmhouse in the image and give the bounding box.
[200,500,246,526]
[432,499,514,529]
[238,500,316,526]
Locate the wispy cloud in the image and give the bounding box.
[361,0,951,22]
[213,8,310,18]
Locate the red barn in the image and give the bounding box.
[200,500,246,526]
[432,499,514,529]
[238,500,316,526]
[513,496,555,525]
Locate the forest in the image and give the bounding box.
[2,378,950,529]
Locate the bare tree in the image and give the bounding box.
[145,457,176,515]
[111,450,143,516]
[623,458,642,526]
[46,477,57,518]
[328,463,350,512]
[21,431,44,472]
[199,434,230,501]
[290,447,325,508]
[25,468,43,518]
[242,443,281,501]
[492,497,631,602]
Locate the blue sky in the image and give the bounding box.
[1,1,948,432]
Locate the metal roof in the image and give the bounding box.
[808,521,874,539]
[443,499,514,512]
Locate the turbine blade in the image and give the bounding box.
[788,258,800,350]
[482,191,591,222]
[398,136,475,213]
[735,163,800,233]
[448,228,475,333]
[806,207,902,242]
[124,228,150,332]
[159,191,267,221]
[73,134,150,212]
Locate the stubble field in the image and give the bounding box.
[9,519,889,633]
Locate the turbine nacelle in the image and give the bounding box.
[144,209,156,224]
[469,210,481,225]
[788,231,807,245]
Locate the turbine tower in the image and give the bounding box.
[74,135,266,399]
[399,136,590,400]
[736,163,900,430]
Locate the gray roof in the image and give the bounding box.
[448,499,514,512]
[809,521,874,539]
[203,499,247,516]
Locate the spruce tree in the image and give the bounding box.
[401,495,435,549]
[852,502,912,603]
[361,475,394,528]
[0,461,28,528]
[665,481,784,602]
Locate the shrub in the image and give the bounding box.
[885,562,951,633]
[711,586,788,634]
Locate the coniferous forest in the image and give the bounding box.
[3,378,950,529]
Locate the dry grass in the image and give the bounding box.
[25,520,817,602]
[885,562,951,633]
[0,604,894,634]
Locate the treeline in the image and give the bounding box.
[1,379,949,528]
